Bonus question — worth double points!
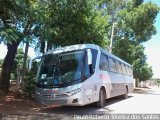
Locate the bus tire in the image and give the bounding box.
[96,88,106,108]
[122,86,128,99]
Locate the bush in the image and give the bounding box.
[23,70,36,97]
[23,61,39,96]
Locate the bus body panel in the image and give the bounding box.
[34,44,134,106]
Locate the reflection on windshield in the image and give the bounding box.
[37,51,83,88]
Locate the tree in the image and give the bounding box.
[112,38,134,64]
[0,0,23,92]
[117,2,159,43]
[138,65,153,82]
[35,0,110,53]
[132,45,152,85]
[0,0,111,93]
[111,1,159,84]
[106,0,160,87]
[0,59,3,67]
[10,48,24,80]
[0,0,41,93]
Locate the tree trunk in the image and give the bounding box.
[135,78,139,87]
[21,41,29,84]
[21,21,33,83]
[0,41,19,93]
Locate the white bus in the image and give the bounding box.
[31,44,133,107]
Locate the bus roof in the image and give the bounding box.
[45,44,131,67]
[45,44,99,55]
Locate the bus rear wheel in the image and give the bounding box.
[96,88,106,108]
[122,86,128,99]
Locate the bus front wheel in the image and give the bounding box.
[96,88,106,108]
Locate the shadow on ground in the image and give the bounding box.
[38,95,133,115]
[0,91,134,120]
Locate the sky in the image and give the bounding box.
[143,0,160,78]
[0,0,160,78]
[0,43,35,59]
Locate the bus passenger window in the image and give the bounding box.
[116,61,122,73]
[123,64,127,74]
[121,64,126,74]
[129,67,133,75]
[126,66,130,75]
[109,58,117,72]
[99,54,109,71]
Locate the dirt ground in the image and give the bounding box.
[0,91,69,120]
[0,86,146,114]
[0,83,64,120]
[0,91,41,114]
[0,86,150,119]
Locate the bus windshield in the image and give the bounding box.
[36,51,84,88]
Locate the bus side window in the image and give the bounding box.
[109,57,116,72]
[131,67,133,75]
[126,65,129,75]
[124,64,128,75]
[105,55,109,70]
[121,64,125,74]
[129,67,133,75]
[116,61,122,73]
[99,53,109,71]
[126,66,130,75]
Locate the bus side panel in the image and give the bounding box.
[98,70,112,99]
[82,73,102,104]
[108,72,125,97]
[125,75,134,93]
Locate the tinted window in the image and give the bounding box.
[121,64,126,74]
[126,66,130,75]
[123,64,128,74]
[37,51,84,88]
[129,67,133,75]
[99,53,109,71]
[109,57,117,72]
[116,61,122,73]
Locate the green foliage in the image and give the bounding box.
[13,48,24,67]
[0,0,45,92]
[34,0,110,52]
[157,80,160,85]
[111,0,159,82]
[23,61,37,96]
[0,0,159,91]
[138,65,153,81]
[10,48,24,80]
[0,0,28,43]
[113,38,134,64]
[132,45,152,81]
[0,59,3,67]
[117,1,159,43]
[23,70,36,96]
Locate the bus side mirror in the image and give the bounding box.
[29,56,42,70]
[86,49,92,65]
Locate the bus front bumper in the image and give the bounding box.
[35,94,68,106]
